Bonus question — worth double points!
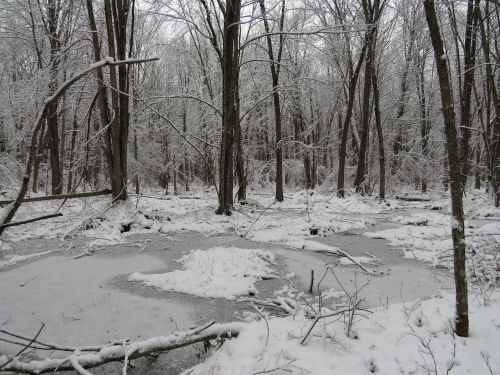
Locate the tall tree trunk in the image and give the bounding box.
[32,120,46,193]
[392,59,411,175]
[337,30,369,197]
[234,79,246,202]
[416,60,430,193]
[46,0,62,195]
[478,7,500,206]
[259,0,285,202]
[134,130,139,195]
[86,0,113,192]
[173,154,178,196]
[474,146,481,189]
[182,102,189,193]
[424,0,468,337]
[216,0,241,214]
[372,67,385,199]
[115,0,130,201]
[354,0,378,194]
[459,0,480,188]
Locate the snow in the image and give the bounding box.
[1,187,499,374]
[0,250,53,269]
[365,209,499,273]
[128,247,278,299]
[338,256,377,265]
[184,292,500,375]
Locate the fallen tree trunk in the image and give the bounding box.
[0,321,241,374]
[395,196,431,202]
[0,190,111,206]
[0,213,63,229]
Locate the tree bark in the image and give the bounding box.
[216,0,241,215]
[372,66,385,199]
[86,0,114,193]
[354,0,380,194]
[459,0,480,188]
[46,0,63,195]
[259,0,285,202]
[477,7,500,206]
[424,0,468,337]
[337,27,369,197]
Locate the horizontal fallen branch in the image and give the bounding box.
[133,194,201,200]
[0,321,242,374]
[0,213,63,229]
[0,190,111,205]
[238,296,297,315]
[395,196,431,202]
[313,248,375,275]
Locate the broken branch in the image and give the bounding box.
[0,322,241,374]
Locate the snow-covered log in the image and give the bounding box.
[0,321,241,374]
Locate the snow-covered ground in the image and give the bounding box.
[1,187,499,374]
[184,292,500,375]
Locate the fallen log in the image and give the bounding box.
[395,196,431,202]
[0,190,111,206]
[0,213,63,229]
[0,321,242,374]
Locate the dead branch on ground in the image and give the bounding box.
[0,321,241,374]
[0,213,63,229]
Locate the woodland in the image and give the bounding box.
[0,0,499,374]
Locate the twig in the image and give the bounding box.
[300,307,351,345]
[244,199,276,238]
[252,359,297,375]
[246,304,270,347]
[0,323,45,370]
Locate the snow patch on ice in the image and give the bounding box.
[128,247,278,299]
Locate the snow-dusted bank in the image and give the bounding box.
[0,188,499,374]
[183,292,500,375]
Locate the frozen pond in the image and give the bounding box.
[0,226,455,374]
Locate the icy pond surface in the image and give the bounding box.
[1,228,454,374]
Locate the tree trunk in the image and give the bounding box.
[234,79,246,202]
[337,33,369,198]
[477,7,500,206]
[115,0,130,201]
[134,130,139,195]
[372,67,385,199]
[416,61,430,193]
[392,57,411,175]
[86,0,114,193]
[216,0,241,215]
[32,120,46,193]
[183,103,189,193]
[459,0,480,188]
[46,0,62,195]
[173,154,178,196]
[259,0,285,202]
[424,0,468,337]
[354,0,378,194]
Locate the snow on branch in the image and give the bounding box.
[0,321,241,374]
[0,56,158,237]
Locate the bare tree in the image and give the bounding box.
[424,0,468,337]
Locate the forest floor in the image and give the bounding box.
[0,188,499,374]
